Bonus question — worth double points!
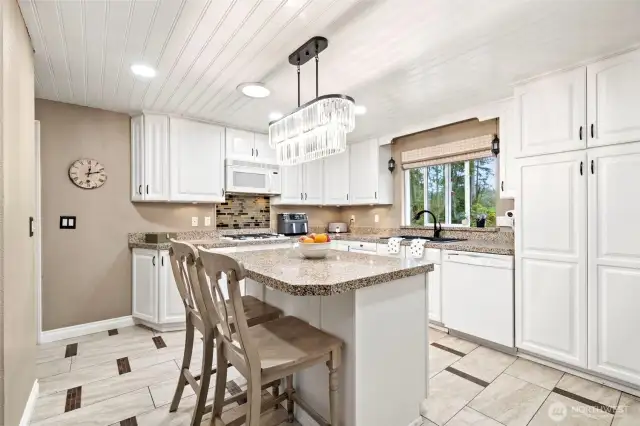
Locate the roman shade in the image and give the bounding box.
[401,134,494,169]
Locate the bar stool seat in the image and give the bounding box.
[234,296,281,328]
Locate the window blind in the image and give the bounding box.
[401,134,494,169]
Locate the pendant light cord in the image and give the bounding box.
[297,60,301,107]
[315,53,319,99]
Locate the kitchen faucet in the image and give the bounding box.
[413,210,442,239]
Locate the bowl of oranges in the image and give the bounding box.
[297,233,332,259]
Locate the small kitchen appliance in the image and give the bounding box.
[328,222,348,233]
[277,213,309,236]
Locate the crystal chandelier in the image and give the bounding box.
[268,37,355,166]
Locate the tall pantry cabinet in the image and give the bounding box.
[515,48,640,385]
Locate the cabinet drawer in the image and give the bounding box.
[347,241,377,253]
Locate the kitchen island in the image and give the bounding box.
[219,247,434,426]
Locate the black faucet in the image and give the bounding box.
[413,210,442,239]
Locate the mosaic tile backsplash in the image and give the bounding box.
[216,194,270,229]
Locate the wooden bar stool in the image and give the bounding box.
[168,240,282,425]
[194,247,344,426]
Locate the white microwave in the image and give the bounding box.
[225,160,281,195]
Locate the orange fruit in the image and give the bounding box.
[314,233,328,243]
[302,237,315,244]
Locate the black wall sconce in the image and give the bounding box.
[491,135,500,156]
[388,157,396,173]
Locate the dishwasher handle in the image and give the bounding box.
[445,253,513,269]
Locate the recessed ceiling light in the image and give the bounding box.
[131,64,156,78]
[355,105,367,115]
[269,112,283,121]
[238,83,270,98]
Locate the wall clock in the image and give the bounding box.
[68,158,107,189]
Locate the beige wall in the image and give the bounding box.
[1,0,37,423]
[341,119,514,228]
[36,99,219,331]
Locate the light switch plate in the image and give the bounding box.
[374,214,379,223]
[204,216,211,226]
[191,217,198,227]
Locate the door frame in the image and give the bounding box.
[35,120,43,342]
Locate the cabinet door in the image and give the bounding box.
[514,68,587,158]
[169,118,225,202]
[588,143,640,385]
[132,249,158,323]
[143,114,170,200]
[516,151,587,367]
[587,50,640,148]
[349,139,378,204]
[323,150,350,205]
[226,128,255,160]
[254,133,277,164]
[158,251,185,324]
[499,99,517,199]
[274,164,303,204]
[428,264,442,323]
[302,160,324,204]
[131,116,145,201]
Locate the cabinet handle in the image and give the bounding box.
[252,148,254,156]
[256,149,259,157]
[146,185,149,194]
[591,160,594,174]
[501,181,504,191]
[375,191,377,199]
[222,188,225,196]
[152,256,156,266]
[138,185,142,194]
[300,192,303,200]
[591,124,594,138]
[580,161,583,175]
[161,256,164,266]
[579,126,583,140]
[347,193,349,201]
[305,192,307,200]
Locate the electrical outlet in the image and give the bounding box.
[374,214,379,223]
[191,217,198,227]
[204,216,211,226]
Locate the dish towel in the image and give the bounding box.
[387,237,404,254]
[408,239,427,258]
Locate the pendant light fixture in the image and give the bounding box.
[491,119,500,156]
[268,37,355,166]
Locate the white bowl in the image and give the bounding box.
[297,242,331,259]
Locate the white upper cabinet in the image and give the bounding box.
[226,128,276,163]
[276,164,303,205]
[513,68,587,158]
[142,114,170,201]
[323,150,350,205]
[254,133,277,163]
[169,118,225,202]
[516,151,588,367]
[498,98,518,199]
[349,139,393,205]
[587,49,640,148]
[587,142,640,384]
[302,160,324,204]
[131,115,145,201]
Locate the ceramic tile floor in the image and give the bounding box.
[33,325,640,426]
[422,328,640,426]
[32,325,299,425]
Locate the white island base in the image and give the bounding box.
[246,273,429,426]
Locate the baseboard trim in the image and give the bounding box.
[19,380,39,426]
[134,318,186,333]
[39,316,135,343]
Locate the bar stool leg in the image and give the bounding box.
[285,375,295,422]
[327,348,341,426]
[170,318,195,412]
[272,379,280,410]
[210,335,228,426]
[191,330,214,426]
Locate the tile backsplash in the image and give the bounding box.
[216,194,270,229]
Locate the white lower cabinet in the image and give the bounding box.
[132,248,185,331]
[428,265,442,323]
[376,244,406,258]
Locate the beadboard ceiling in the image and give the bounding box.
[19,0,640,141]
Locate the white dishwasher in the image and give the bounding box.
[442,250,514,347]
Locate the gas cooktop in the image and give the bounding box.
[220,233,288,241]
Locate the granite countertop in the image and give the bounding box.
[129,234,514,256]
[221,248,433,296]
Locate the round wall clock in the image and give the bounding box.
[68,158,107,189]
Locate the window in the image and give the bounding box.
[406,157,497,227]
